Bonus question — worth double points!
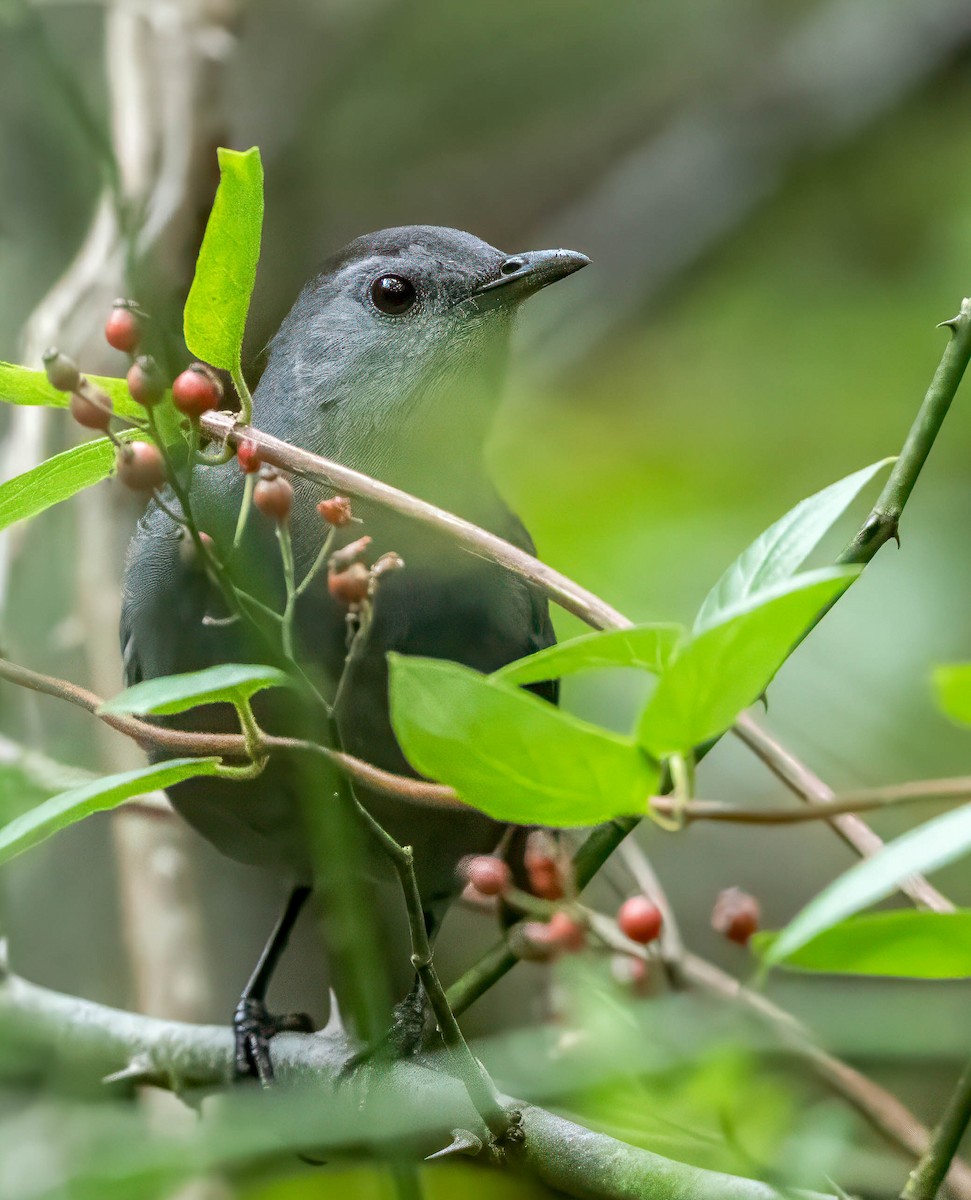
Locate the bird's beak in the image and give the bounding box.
[464,248,590,312]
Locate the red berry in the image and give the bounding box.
[711,887,761,945]
[546,911,586,953]
[127,356,165,408]
[317,496,354,526]
[617,896,663,945]
[42,348,81,393]
[69,390,112,432]
[237,439,261,474]
[525,832,565,901]
[463,855,511,897]
[105,302,141,354]
[253,468,293,521]
[172,363,222,419]
[116,442,165,492]
[328,562,369,606]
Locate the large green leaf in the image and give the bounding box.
[389,655,660,826]
[0,433,135,533]
[183,146,264,373]
[0,361,142,420]
[99,663,292,717]
[933,663,971,728]
[694,460,891,632]
[638,568,859,756]
[754,910,971,979]
[0,759,221,865]
[764,803,971,966]
[493,624,684,688]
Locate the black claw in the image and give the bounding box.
[233,997,315,1085]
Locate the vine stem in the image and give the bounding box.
[901,1055,971,1200]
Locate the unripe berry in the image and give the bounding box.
[172,362,222,419]
[127,355,166,408]
[253,467,293,521]
[105,301,141,354]
[317,496,353,526]
[512,921,561,963]
[617,896,663,945]
[69,390,112,432]
[711,887,761,945]
[328,561,369,606]
[237,439,261,474]
[463,854,511,897]
[116,442,165,492]
[42,347,81,393]
[546,910,586,953]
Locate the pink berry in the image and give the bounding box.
[116,442,164,492]
[253,468,293,521]
[525,833,565,901]
[711,887,761,945]
[617,896,663,945]
[172,363,222,419]
[317,496,353,527]
[328,562,370,606]
[547,911,586,953]
[105,302,141,354]
[127,356,165,408]
[464,855,511,897]
[237,439,261,474]
[69,390,112,432]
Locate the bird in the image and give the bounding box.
[119,226,589,1079]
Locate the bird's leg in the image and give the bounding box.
[234,884,315,1085]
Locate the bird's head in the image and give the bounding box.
[254,226,588,497]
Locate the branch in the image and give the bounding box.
[734,715,955,913]
[8,654,967,830]
[0,963,830,1200]
[902,1055,971,1200]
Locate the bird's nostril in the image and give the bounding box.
[500,257,525,275]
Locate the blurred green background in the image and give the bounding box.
[2,1,971,1196]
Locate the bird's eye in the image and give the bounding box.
[369,274,417,316]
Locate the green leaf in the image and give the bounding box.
[184,146,264,373]
[0,432,137,533]
[492,624,685,688]
[754,911,971,979]
[933,663,971,728]
[0,759,221,866]
[388,655,660,826]
[99,663,292,717]
[694,459,891,632]
[764,803,971,966]
[0,361,143,420]
[638,567,859,756]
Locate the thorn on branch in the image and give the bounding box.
[102,1053,155,1086]
[425,1127,484,1160]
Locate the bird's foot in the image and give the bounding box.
[233,996,315,1085]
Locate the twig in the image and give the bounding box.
[7,655,969,828]
[680,954,971,1200]
[901,1056,971,1200]
[0,964,831,1200]
[734,715,955,913]
[351,798,512,1142]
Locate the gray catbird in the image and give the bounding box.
[120,226,588,1077]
